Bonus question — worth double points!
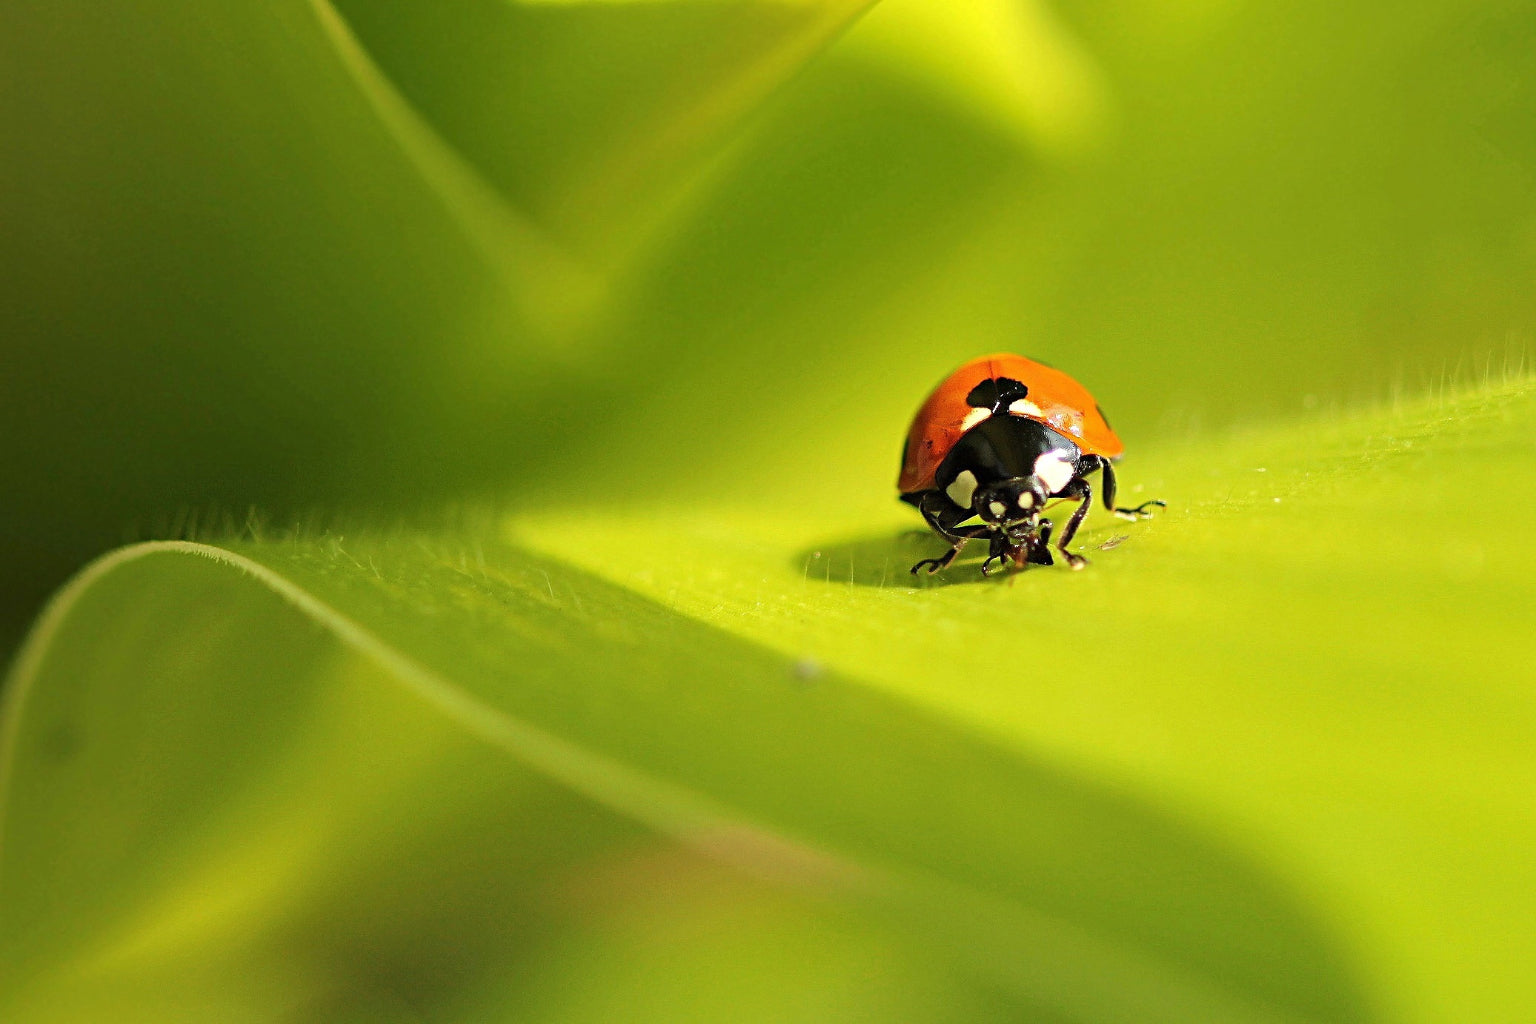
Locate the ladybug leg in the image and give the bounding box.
[1114,499,1167,520]
[981,532,1017,576]
[1094,456,1167,519]
[912,497,992,575]
[1055,479,1094,570]
[912,546,965,575]
[1026,519,1055,566]
[912,527,993,575]
[1093,455,1119,510]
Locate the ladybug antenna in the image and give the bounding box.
[965,377,1029,414]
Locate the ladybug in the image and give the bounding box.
[898,353,1163,575]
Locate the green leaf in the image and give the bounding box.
[5,2,1536,1017]
[0,0,874,622]
[5,379,1533,1022]
[328,0,880,261]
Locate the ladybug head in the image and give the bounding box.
[973,476,1049,526]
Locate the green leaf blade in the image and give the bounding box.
[2,524,1373,1023]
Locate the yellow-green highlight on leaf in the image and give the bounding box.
[326,0,882,263]
[306,0,602,336]
[843,0,1110,157]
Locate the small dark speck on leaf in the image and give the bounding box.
[1099,535,1130,551]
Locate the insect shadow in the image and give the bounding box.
[798,526,1136,589]
[796,529,1017,589]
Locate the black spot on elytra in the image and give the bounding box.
[966,377,1029,412]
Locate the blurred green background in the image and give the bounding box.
[3,1,1535,1022]
[5,0,1532,629]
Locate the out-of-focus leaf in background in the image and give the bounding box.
[328,0,879,262]
[0,0,872,624]
[555,0,1536,509]
[6,0,1535,626]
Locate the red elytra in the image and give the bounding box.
[898,353,1123,495]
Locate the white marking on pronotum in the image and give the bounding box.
[959,407,990,432]
[946,469,978,509]
[1008,398,1043,418]
[1017,491,1036,509]
[989,501,1008,519]
[1034,450,1076,494]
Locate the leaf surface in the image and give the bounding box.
[6,380,1534,1022]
